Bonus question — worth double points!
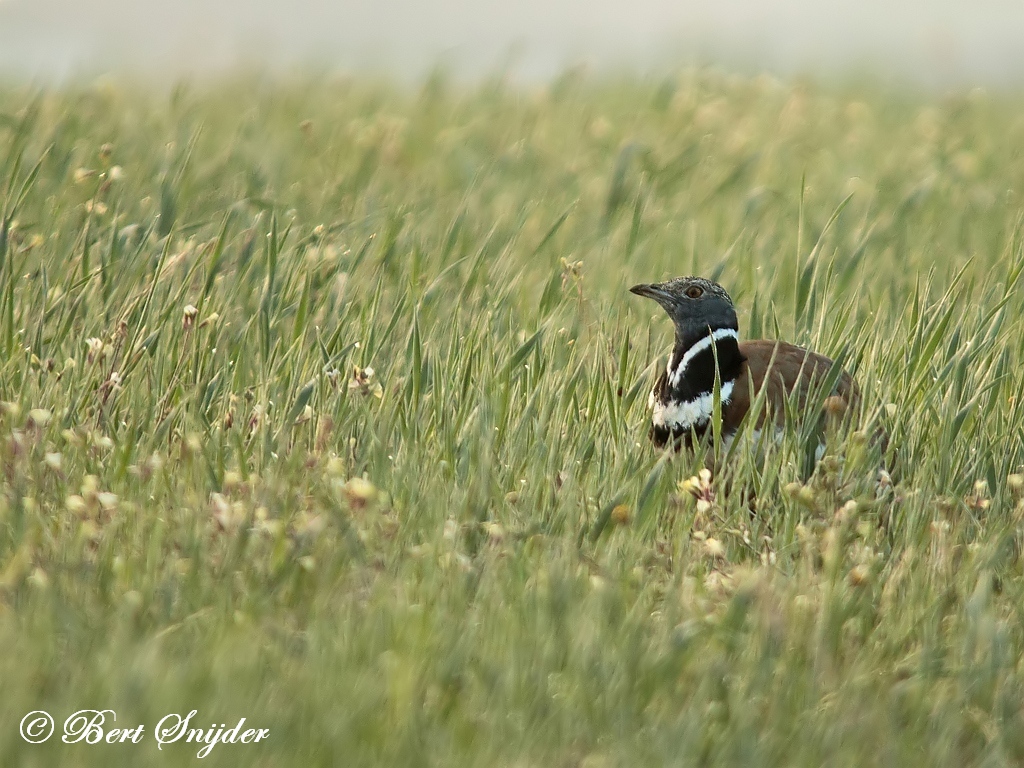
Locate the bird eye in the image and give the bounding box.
[684,286,704,299]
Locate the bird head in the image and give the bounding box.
[629,276,739,345]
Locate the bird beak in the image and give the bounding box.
[629,283,673,303]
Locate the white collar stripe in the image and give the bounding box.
[652,380,735,429]
[667,328,739,387]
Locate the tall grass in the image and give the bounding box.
[1,71,1024,766]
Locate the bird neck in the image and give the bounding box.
[665,326,744,402]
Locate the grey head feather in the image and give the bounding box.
[629,276,739,347]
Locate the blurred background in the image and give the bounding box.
[1,0,1023,86]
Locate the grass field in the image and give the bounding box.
[2,70,1024,766]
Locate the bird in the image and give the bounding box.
[630,276,861,465]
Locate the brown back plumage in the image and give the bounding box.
[722,340,859,432]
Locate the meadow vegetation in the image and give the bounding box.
[2,70,1024,765]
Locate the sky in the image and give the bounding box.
[1,0,1023,86]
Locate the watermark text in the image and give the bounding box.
[20,709,269,759]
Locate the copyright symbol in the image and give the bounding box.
[20,711,55,743]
